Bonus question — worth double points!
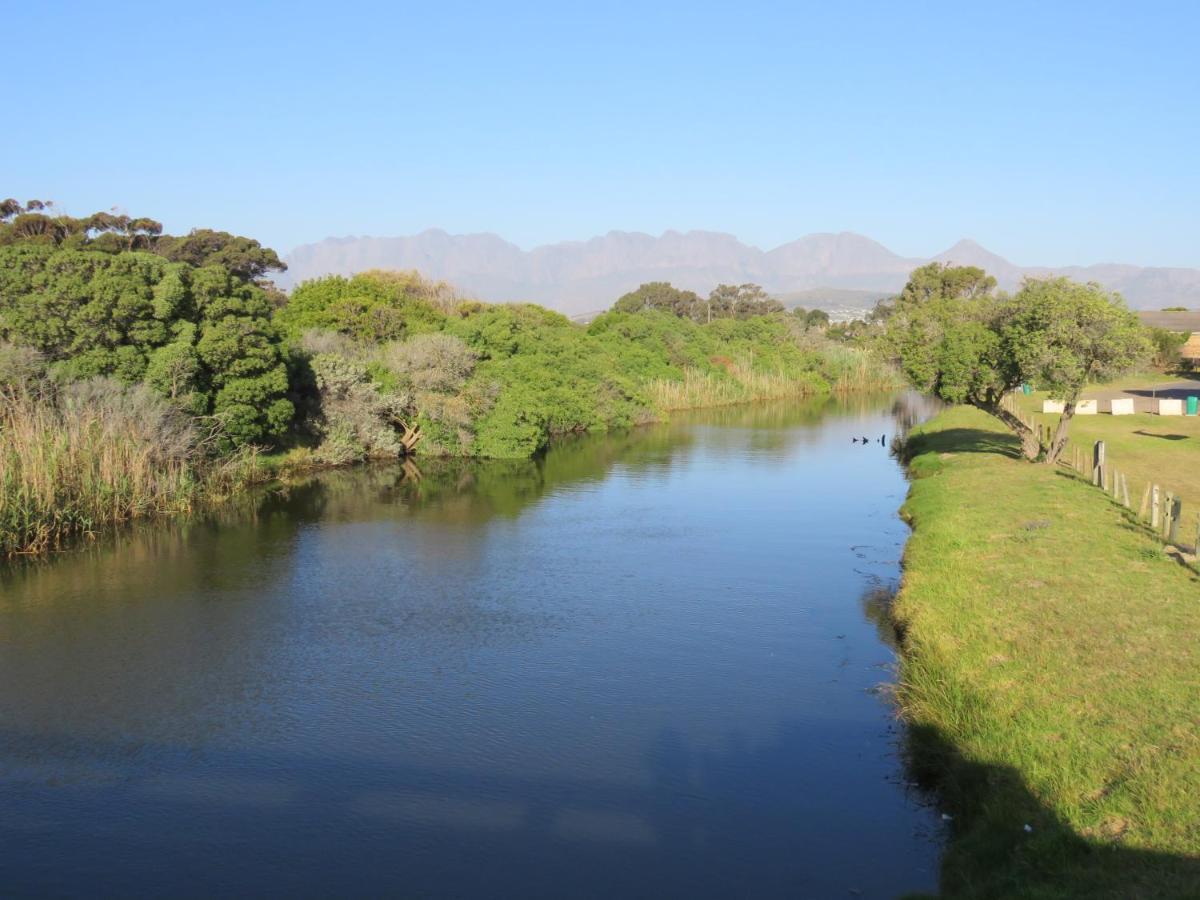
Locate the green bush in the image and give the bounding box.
[0,245,292,447]
[277,270,451,342]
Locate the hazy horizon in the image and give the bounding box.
[281,228,1200,313]
[283,226,1172,270]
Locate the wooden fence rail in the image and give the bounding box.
[1063,438,1199,556]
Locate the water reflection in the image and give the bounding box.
[0,393,941,898]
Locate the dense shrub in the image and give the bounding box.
[0,245,292,446]
[382,332,476,393]
[306,352,412,464]
[0,340,45,389]
[277,270,452,342]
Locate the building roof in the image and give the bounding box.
[1181,333,1200,360]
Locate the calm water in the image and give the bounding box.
[0,395,941,898]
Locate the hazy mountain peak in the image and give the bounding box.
[281,230,1200,314]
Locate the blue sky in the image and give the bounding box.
[6,1,1198,265]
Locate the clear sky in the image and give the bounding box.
[6,1,1198,265]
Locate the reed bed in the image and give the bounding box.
[647,348,899,411]
[822,345,904,393]
[0,378,258,556]
[647,366,817,410]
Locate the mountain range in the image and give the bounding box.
[281,230,1200,316]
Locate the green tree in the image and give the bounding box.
[886,265,1148,462]
[0,242,293,447]
[706,283,785,321]
[804,309,830,329]
[898,261,996,304]
[1146,326,1188,369]
[612,282,703,319]
[1004,278,1149,461]
[191,266,293,446]
[155,229,285,281]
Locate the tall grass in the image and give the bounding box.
[647,347,900,411]
[0,378,258,556]
[821,344,904,393]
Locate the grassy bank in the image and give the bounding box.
[895,406,1200,898]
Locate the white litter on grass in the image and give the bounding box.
[1024,824,1033,833]
[942,813,953,821]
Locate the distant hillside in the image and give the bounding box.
[282,230,1200,315]
[1137,310,1200,332]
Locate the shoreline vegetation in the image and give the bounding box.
[0,200,898,556]
[894,407,1200,898]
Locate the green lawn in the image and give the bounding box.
[1015,384,1200,525]
[897,406,1200,899]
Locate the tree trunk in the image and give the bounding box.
[980,401,1042,461]
[1045,400,1076,465]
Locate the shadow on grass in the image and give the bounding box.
[1124,386,1200,400]
[905,427,1023,461]
[1132,430,1190,441]
[900,719,1200,899]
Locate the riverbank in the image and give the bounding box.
[895,406,1200,898]
[0,362,897,558]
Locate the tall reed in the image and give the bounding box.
[821,345,904,393]
[0,378,256,556]
[647,346,899,412]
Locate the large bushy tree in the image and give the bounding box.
[0,199,285,282]
[612,281,784,323]
[886,263,1148,462]
[706,283,785,321]
[1004,277,1149,460]
[613,282,704,319]
[0,201,293,447]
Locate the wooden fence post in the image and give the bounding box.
[1163,492,1175,539]
[1139,482,1151,519]
[1093,441,1105,487]
[1121,472,1130,508]
[1152,485,1161,528]
[1169,497,1183,544]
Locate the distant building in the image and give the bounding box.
[1181,332,1200,364]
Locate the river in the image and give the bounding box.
[0,393,941,898]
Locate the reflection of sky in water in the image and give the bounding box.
[0,394,940,898]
